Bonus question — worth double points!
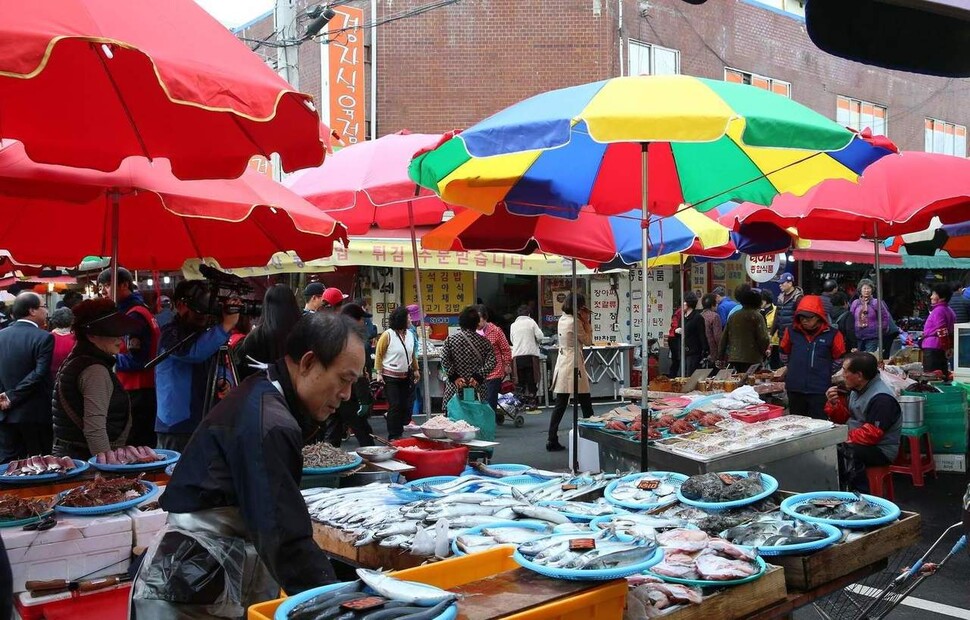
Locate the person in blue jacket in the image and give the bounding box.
[712,286,739,327]
[154,281,239,452]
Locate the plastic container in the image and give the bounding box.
[904,384,967,453]
[248,546,628,620]
[15,583,132,620]
[730,404,785,423]
[391,438,469,482]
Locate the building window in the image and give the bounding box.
[724,68,791,97]
[837,96,887,136]
[750,0,806,16]
[925,119,966,157]
[628,41,679,76]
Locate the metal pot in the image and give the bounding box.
[898,395,925,428]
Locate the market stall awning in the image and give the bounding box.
[793,239,902,265]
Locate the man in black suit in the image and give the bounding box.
[0,292,53,461]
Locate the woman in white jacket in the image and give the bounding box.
[547,293,593,451]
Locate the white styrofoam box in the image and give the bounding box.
[6,530,132,564]
[10,546,130,593]
[127,506,167,533]
[134,527,164,548]
[934,453,967,472]
[568,429,601,472]
[1,513,131,550]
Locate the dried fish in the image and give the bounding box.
[302,442,356,469]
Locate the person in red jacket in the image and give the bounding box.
[779,295,846,420]
[824,351,902,492]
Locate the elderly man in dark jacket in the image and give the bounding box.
[131,312,365,619]
[0,292,53,461]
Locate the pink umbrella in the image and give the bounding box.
[284,130,454,235]
[284,129,458,415]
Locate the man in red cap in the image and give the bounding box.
[320,287,348,311]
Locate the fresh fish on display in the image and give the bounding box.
[656,529,711,553]
[510,504,572,525]
[651,529,761,582]
[519,536,659,571]
[607,474,680,506]
[793,496,888,520]
[355,569,458,606]
[721,518,832,547]
[694,553,760,580]
[538,499,623,518]
[482,526,553,545]
[679,472,765,503]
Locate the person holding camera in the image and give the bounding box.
[154,280,239,452]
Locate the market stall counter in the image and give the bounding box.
[580,424,847,492]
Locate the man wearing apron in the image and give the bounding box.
[130,312,366,618]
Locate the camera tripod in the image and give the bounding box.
[202,344,240,417]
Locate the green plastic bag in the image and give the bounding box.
[446,388,496,441]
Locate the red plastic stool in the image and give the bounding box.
[889,425,936,487]
[867,465,895,501]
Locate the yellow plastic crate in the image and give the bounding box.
[248,546,627,620]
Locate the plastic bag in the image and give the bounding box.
[447,388,496,441]
[131,525,249,618]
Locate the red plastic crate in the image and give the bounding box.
[16,583,131,620]
[390,437,469,481]
[730,403,785,423]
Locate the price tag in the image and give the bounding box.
[342,597,388,611]
[718,474,737,485]
[569,538,597,551]
[637,478,661,491]
[561,484,578,491]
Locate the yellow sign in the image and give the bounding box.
[402,269,474,316]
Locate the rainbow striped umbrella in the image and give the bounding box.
[409,75,895,218]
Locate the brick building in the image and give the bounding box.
[237,0,970,154]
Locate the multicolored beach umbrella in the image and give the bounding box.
[409,75,896,218]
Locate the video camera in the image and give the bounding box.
[195,264,262,317]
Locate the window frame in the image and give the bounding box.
[724,67,792,98]
[627,40,681,77]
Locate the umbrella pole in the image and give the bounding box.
[680,254,686,378]
[407,192,433,417]
[571,258,580,474]
[873,223,884,360]
[640,143,649,472]
[110,190,120,302]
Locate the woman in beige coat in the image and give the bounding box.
[547,293,594,451]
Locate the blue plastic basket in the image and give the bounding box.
[55,480,159,515]
[588,515,699,543]
[302,453,364,475]
[513,544,664,581]
[0,459,89,484]
[780,492,901,529]
[0,510,54,529]
[647,555,767,587]
[536,501,628,523]
[274,581,457,620]
[603,472,688,511]
[577,420,607,429]
[743,522,844,556]
[451,520,553,557]
[402,475,460,490]
[675,471,779,511]
[87,449,179,473]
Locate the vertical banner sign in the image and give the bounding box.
[328,7,366,145]
[627,267,672,344]
[590,275,621,344]
[690,263,707,299]
[724,259,747,295]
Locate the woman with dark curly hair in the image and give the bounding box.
[439,306,495,409]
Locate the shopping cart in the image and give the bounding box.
[495,392,526,427]
[809,522,967,619]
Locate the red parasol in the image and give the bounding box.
[0,0,325,179]
[0,141,347,271]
